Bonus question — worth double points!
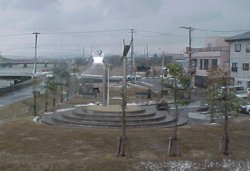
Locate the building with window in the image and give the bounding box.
[225,31,250,89]
[185,37,230,87]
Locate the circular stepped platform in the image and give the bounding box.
[41,105,187,128]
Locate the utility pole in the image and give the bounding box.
[33,32,40,75]
[82,47,85,58]
[180,26,194,99]
[146,43,149,61]
[117,40,132,158]
[146,43,149,78]
[130,29,135,80]
[180,27,194,78]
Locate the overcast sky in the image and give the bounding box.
[0,0,250,58]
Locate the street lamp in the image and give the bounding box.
[104,63,112,105]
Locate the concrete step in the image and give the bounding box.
[42,113,187,128]
[72,108,156,119]
[58,111,166,123]
[41,105,188,128]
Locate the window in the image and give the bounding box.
[246,43,250,52]
[231,62,238,72]
[191,59,197,67]
[199,59,203,70]
[243,63,249,70]
[237,81,243,85]
[204,59,209,70]
[211,59,218,68]
[235,44,241,52]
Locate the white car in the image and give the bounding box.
[127,75,141,81]
[247,88,250,94]
[239,104,250,115]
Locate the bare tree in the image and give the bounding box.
[207,67,239,155]
[220,73,240,155]
[206,67,223,123]
[53,65,70,103]
[163,64,190,157]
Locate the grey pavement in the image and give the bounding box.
[0,85,33,107]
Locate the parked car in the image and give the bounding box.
[126,75,141,81]
[247,88,250,94]
[239,104,250,115]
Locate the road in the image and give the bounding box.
[136,77,162,93]
[135,77,223,125]
[0,76,248,124]
[136,77,250,124]
[137,77,208,104]
[0,85,34,107]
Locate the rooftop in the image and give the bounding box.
[225,31,250,42]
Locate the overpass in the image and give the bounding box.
[0,71,33,81]
[0,64,54,80]
[0,61,65,68]
[79,74,122,83]
[0,56,66,67]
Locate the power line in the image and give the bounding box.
[0,33,32,37]
[39,47,81,52]
[0,47,34,51]
[137,29,204,40]
[193,28,250,33]
[42,29,129,35]
[138,29,187,38]
[0,29,129,37]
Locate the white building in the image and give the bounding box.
[225,31,250,89]
[185,37,230,87]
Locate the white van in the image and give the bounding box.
[220,85,247,99]
[220,85,244,93]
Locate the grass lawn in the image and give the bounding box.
[0,86,250,170]
[0,116,250,170]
